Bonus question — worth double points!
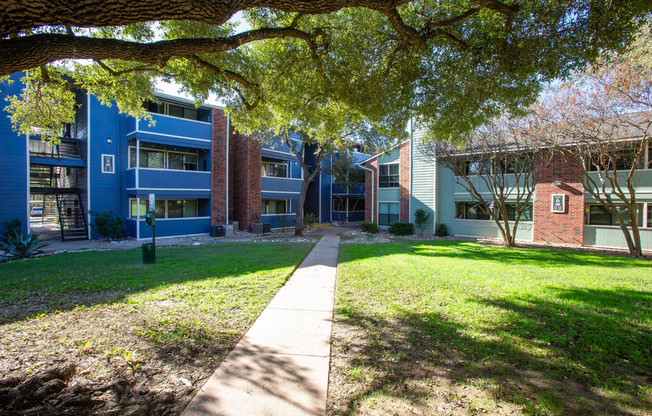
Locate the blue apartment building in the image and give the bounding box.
[0,74,368,241]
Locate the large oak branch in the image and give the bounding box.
[0,28,314,76]
[0,0,408,37]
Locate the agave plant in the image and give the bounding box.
[0,230,47,260]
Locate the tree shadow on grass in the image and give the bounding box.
[0,242,311,324]
[408,240,651,269]
[331,286,652,415]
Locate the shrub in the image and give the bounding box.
[1,219,22,241]
[414,208,431,233]
[0,230,46,260]
[359,222,378,233]
[91,210,127,240]
[435,223,449,237]
[277,214,294,230]
[303,213,317,229]
[389,222,414,235]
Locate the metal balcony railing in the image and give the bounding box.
[29,138,82,159]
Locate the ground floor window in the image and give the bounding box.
[455,202,491,220]
[130,199,198,219]
[500,203,533,221]
[379,202,399,226]
[585,204,642,226]
[262,199,287,214]
[333,198,365,212]
[648,204,652,227]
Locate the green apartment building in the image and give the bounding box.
[363,127,652,251]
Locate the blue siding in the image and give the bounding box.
[131,217,211,239]
[0,74,28,231]
[87,96,122,238]
[134,169,211,193]
[128,113,212,148]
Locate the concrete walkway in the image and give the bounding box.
[182,229,341,416]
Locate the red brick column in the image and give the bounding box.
[533,151,585,245]
[231,133,262,231]
[399,141,411,222]
[211,109,228,225]
[364,159,378,223]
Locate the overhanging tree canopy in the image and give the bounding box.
[1,0,649,143]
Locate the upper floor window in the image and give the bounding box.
[379,164,399,188]
[144,100,211,122]
[587,143,651,172]
[465,161,492,175]
[129,147,199,171]
[262,158,288,178]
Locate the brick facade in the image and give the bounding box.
[533,151,585,245]
[399,141,411,222]
[211,109,262,231]
[364,159,377,223]
[211,109,229,226]
[231,133,262,232]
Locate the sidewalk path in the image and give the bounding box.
[182,230,341,416]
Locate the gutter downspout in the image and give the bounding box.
[358,163,374,223]
[226,113,230,224]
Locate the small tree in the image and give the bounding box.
[413,208,431,233]
[421,115,538,247]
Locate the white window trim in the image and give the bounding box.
[378,162,400,189]
[261,199,289,215]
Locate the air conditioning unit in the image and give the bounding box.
[210,225,224,237]
[222,224,234,237]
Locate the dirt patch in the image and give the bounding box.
[0,302,231,415]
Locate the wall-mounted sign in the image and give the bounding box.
[101,154,115,174]
[551,194,565,213]
[149,193,156,210]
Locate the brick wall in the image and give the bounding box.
[211,109,228,225]
[364,159,377,223]
[231,132,262,231]
[399,141,411,222]
[533,151,585,245]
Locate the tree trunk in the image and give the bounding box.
[294,177,311,236]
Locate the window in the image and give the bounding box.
[262,199,287,214]
[648,204,652,227]
[588,147,644,172]
[465,161,492,175]
[455,202,491,220]
[168,152,198,170]
[333,198,365,212]
[262,158,288,178]
[585,204,642,226]
[500,203,533,221]
[144,100,210,122]
[379,202,399,226]
[129,147,200,171]
[130,199,198,219]
[379,164,399,188]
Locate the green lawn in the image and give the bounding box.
[330,241,652,416]
[0,242,313,415]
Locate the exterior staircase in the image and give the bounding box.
[30,165,88,241]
